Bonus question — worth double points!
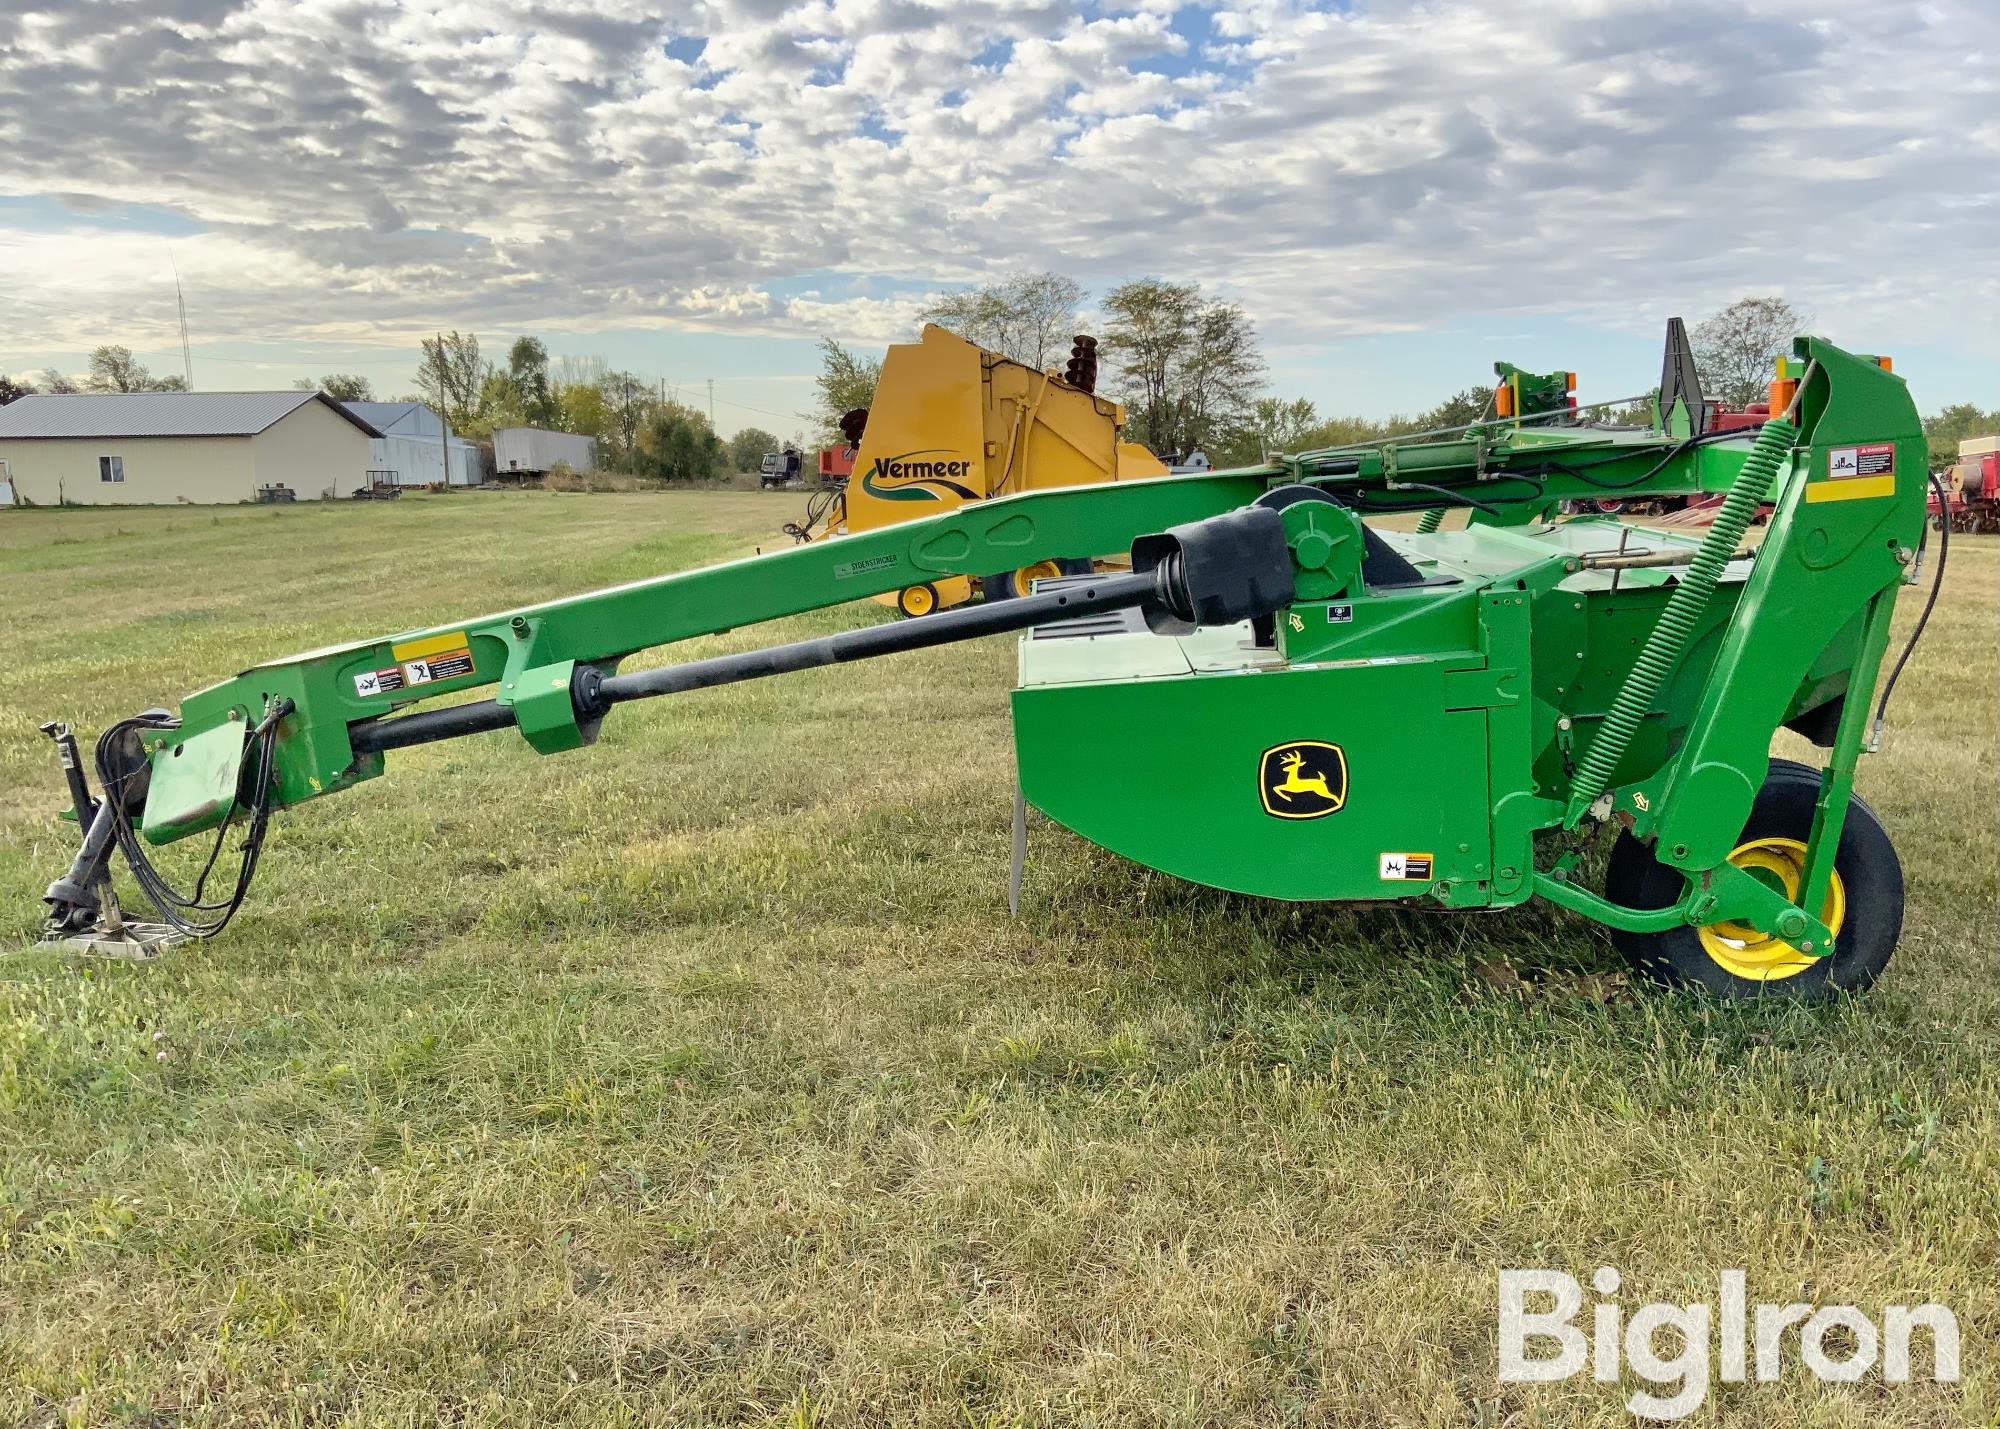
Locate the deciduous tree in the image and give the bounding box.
[635,400,724,483]
[508,336,556,427]
[728,426,780,471]
[1692,296,1808,407]
[809,338,881,446]
[598,371,653,463]
[294,374,374,402]
[83,345,184,393]
[415,331,489,435]
[921,271,1085,371]
[1100,279,1265,458]
[1212,396,1321,466]
[1922,402,2000,470]
[1416,386,1495,432]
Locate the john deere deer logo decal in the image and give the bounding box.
[1259,741,1347,819]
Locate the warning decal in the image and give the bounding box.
[387,630,475,686]
[1379,852,1435,881]
[353,665,406,698]
[1828,443,1894,480]
[1811,443,1896,503]
[403,647,473,686]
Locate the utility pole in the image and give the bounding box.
[435,332,450,490]
[707,378,715,427]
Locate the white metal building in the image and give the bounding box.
[493,426,597,478]
[0,391,380,506]
[343,402,483,487]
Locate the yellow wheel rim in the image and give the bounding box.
[1013,560,1063,597]
[1696,837,1845,981]
[901,585,936,617]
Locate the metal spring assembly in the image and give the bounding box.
[1563,415,1800,824]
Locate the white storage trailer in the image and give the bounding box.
[342,402,482,487]
[493,427,596,478]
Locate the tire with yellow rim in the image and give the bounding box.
[895,583,939,619]
[1604,759,1903,1000]
[981,559,1068,602]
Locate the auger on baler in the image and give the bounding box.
[35,331,1941,999]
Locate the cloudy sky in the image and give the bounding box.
[1,0,1994,432]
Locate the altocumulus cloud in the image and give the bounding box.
[0,0,1993,354]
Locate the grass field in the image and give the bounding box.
[1,491,1994,1428]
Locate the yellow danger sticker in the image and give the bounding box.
[391,630,471,661]
[390,630,475,686]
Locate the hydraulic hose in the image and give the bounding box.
[1562,415,1799,825]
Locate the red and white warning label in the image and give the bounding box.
[353,665,405,698]
[1827,443,1894,480]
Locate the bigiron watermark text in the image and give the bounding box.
[1498,1267,1959,1420]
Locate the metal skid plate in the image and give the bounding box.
[44,923,189,961]
[140,719,248,845]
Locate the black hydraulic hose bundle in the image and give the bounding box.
[1870,472,1950,742]
[94,698,291,938]
[782,483,845,543]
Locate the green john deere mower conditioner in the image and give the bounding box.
[36,330,1944,999]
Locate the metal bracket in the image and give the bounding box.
[39,888,187,961]
[1008,782,1027,918]
[501,659,589,753]
[1532,857,1836,954]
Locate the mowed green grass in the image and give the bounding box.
[0,492,1994,1428]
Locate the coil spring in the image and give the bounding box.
[1416,508,1444,535]
[1562,416,1799,825]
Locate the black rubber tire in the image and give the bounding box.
[1604,761,1903,1000]
[987,560,1091,600]
[896,583,940,619]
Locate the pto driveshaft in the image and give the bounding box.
[349,570,1154,756]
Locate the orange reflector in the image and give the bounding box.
[1769,379,1797,416]
[1495,383,1515,418]
[1876,355,1893,372]
[1565,371,1577,392]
